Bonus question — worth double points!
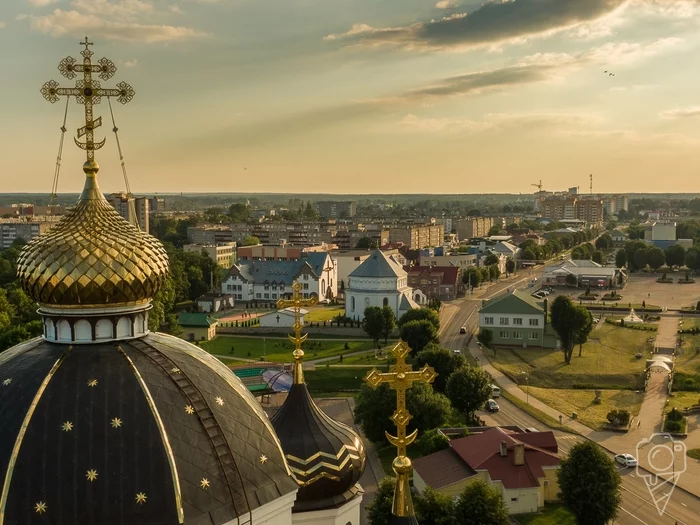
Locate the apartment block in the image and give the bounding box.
[106,193,150,233]
[0,219,56,249]
[455,217,493,240]
[187,225,235,245]
[315,200,357,219]
[184,242,237,268]
[389,224,444,249]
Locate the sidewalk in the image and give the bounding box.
[467,338,700,497]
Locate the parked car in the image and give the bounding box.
[525,427,538,433]
[486,399,500,412]
[459,326,467,334]
[453,349,461,355]
[614,454,638,467]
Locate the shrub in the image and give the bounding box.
[668,407,684,422]
[606,409,631,426]
[665,420,681,433]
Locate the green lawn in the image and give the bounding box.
[305,367,383,393]
[499,390,576,434]
[305,306,345,322]
[666,391,700,412]
[489,324,650,389]
[518,503,576,525]
[202,335,376,363]
[527,387,645,430]
[687,449,700,460]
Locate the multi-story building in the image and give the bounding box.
[404,265,463,301]
[333,227,390,250]
[418,253,477,269]
[315,201,357,219]
[389,224,444,249]
[149,196,165,213]
[237,243,332,262]
[187,225,235,245]
[644,221,676,242]
[106,193,150,233]
[540,197,577,221]
[222,252,337,303]
[575,198,604,226]
[455,217,493,240]
[0,218,57,249]
[184,242,237,268]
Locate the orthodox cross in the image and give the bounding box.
[40,36,135,161]
[276,281,316,384]
[365,341,436,519]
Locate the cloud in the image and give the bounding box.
[660,106,700,118]
[119,58,138,68]
[326,0,628,50]
[396,112,603,133]
[636,0,700,18]
[435,0,459,9]
[169,4,184,14]
[20,8,202,42]
[0,21,5,28]
[582,37,683,64]
[27,0,60,6]
[70,0,154,18]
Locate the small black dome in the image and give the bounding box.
[0,332,297,525]
[271,382,366,512]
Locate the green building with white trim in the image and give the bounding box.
[478,290,560,349]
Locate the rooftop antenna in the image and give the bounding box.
[589,174,593,196]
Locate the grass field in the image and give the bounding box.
[305,367,383,393]
[518,503,576,525]
[489,324,650,389]
[305,306,345,322]
[527,387,645,430]
[202,335,376,363]
[666,391,700,412]
[499,390,575,434]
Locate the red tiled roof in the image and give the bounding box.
[413,448,476,489]
[449,428,560,490]
[402,265,460,286]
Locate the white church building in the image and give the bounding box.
[345,249,418,321]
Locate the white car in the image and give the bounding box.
[615,454,638,467]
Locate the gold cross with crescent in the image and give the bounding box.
[40,36,135,161]
[364,340,436,518]
[276,281,316,384]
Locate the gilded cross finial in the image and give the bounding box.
[364,340,436,519]
[276,281,316,384]
[40,37,133,166]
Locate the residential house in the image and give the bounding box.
[413,427,561,515]
[610,229,627,246]
[258,307,308,328]
[222,252,337,304]
[404,265,463,301]
[478,290,559,348]
[419,252,477,269]
[196,292,235,313]
[345,249,418,320]
[492,241,520,260]
[542,259,625,288]
[178,313,217,341]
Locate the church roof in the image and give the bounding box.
[230,252,330,285]
[349,249,405,279]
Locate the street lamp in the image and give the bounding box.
[475,356,480,368]
[521,371,529,404]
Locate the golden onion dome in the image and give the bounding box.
[16,161,169,308]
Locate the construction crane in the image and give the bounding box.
[531,180,544,192]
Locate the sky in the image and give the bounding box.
[0,0,699,195]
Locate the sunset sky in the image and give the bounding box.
[1,0,699,195]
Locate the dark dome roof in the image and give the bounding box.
[0,332,297,525]
[270,382,366,512]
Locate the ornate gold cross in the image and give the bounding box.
[276,281,316,384]
[41,36,135,161]
[365,341,436,518]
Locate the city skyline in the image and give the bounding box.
[1,0,699,194]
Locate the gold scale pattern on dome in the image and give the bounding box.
[16,38,168,308]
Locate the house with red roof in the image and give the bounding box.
[413,427,561,515]
[403,265,464,301]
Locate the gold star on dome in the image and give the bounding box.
[259,455,268,465]
[135,492,147,505]
[185,405,195,415]
[111,417,122,428]
[171,367,181,374]
[200,478,210,489]
[35,501,47,514]
[61,421,74,432]
[86,469,98,482]
[87,379,98,387]
[2,378,12,386]
[215,397,224,406]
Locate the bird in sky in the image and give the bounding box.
[243,167,247,170]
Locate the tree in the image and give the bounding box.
[550,296,591,364]
[414,428,450,458]
[462,266,483,289]
[574,308,594,357]
[615,249,627,268]
[415,487,457,525]
[558,441,621,525]
[521,248,536,261]
[355,237,377,250]
[445,366,492,422]
[398,307,440,331]
[363,306,384,348]
[454,479,509,525]
[565,273,578,287]
[415,344,465,392]
[665,244,686,268]
[366,477,394,525]
[595,233,613,250]
[477,328,493,350]
[354,382,451,443]
[592,250,603,264]
[633,247,648,270]
[505,258,515,276]
[685,249,698,271]
[647,246,665,271]
[380,305,396,345]
[483,253,499,266]
[488,264,500,281]
[400,319,438,356]
[241,235,260,246]
[228,202,250,222]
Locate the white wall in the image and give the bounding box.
[479,312,544,329]
[292,492,362,525]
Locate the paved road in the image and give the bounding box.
[441,271,700,525]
